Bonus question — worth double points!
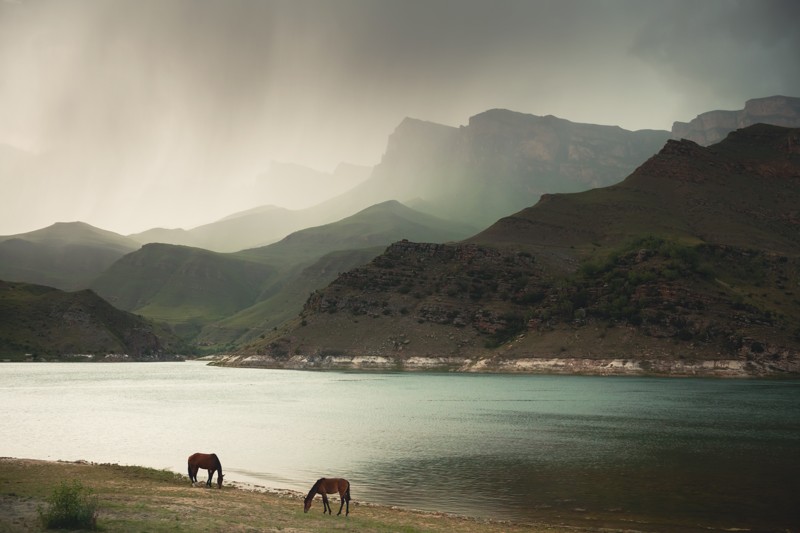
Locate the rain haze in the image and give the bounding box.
[0,0,798,236]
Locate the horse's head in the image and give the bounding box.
[217,473,224,489]
[303,497,312,513]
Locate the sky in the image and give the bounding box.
[0,0,798,236]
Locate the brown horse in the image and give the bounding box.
[187,452,224,488]
[303,477,351,516]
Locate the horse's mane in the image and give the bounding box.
[305,478,324,501]
[211,453,222,471]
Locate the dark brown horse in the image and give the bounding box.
[187,452,224,488]
[303,477,351,516]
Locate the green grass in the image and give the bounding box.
[1,459,569,533]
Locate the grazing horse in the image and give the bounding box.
[303,477,351,516]
[187,452,224,488]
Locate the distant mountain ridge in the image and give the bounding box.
[672,95,800,146]
[334,110,671,230]
[217,124,800,376]
[125,109,670,252]
[0,222,140,290]
[127,164,371,253]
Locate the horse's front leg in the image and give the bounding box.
[206,468,213,487]
[322,494,330,514]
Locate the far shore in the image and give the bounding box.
[5,355,800,378]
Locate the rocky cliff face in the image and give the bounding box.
[361,109,670,229]
[672,95,800,146]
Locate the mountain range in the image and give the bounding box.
[217,123,800,376]
[1,97,798,372]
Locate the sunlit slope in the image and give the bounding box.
[240,200,476,266]
[0,280,180,360]
[225,125,800,373]
[0,222,140,290]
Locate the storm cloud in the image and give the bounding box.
[0,0,797,234]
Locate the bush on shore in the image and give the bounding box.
[38,480,99,530]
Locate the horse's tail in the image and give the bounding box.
[345,480,351,502]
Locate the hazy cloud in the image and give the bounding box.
[0,0,796,234]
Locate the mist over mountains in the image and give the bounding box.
[115,108,673,252]
[1,98,799,371]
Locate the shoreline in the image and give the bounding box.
[211,353,800,377]
[4,356,799,377]
[3,457,797,531]
[0,457,588,532]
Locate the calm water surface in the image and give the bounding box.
[1,362,798,529]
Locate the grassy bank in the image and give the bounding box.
[0,458,587,532]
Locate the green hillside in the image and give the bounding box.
[90,243,278,339]
[197,246,384,347]
[91,201,471,348]
[0,280,182,361]
[220,125,800,376]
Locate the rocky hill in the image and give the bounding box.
[0,280,182,360]
[216,124,800,376]
[672,95,800,146]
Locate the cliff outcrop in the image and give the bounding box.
[354,109,670,229]
[672,95,800,146]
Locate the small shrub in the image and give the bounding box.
[38,480,98,530]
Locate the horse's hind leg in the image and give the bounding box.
[339,490,350,516]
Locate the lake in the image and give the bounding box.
[1,362,798,530]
